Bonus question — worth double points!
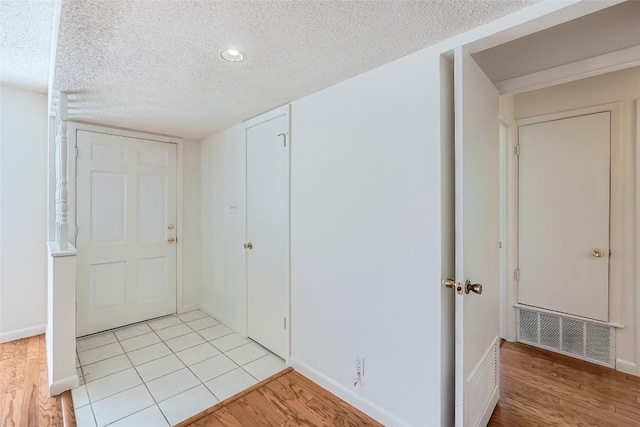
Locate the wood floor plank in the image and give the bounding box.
[284,372,381,427]
[26,338,39,361]
[186,372,382,427]
[1,388,24,427]
[37,335,60,427]
[304,397,365,427]
[20,358,40,427]
[558,398,640,427]
[263,379,334,427]
[7,339,28,393]
[0,358,13,395]
[225,389,288,426]
[0,342,16,361]
[191,407,243,427]
[490,341,640,426]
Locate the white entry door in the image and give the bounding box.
[246,112,289,360]
[76,130,177,337]
[453,47,501,427]
[518,111,610,321]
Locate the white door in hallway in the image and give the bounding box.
[246,112,289,360]
[453,47,501,427]
[76,130,177,336]
[517,111,610,321]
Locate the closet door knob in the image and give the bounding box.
[592,248,604,258]
[244,242,253,250]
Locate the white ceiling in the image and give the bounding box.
[0,0,55,93]
[51,0,537,140]
[474,0,640,83]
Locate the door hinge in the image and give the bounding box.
[514,268,520,281]
[283,317,287,329]
[75,146,79,159]
[74,224,78,236]
[515,145,520,156]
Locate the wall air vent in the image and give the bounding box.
[516,307,614,367]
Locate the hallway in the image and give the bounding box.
[489,341,640,426]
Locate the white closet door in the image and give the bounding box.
[518,112,610,321]
[76,130,177,336]
[246,114,289,359]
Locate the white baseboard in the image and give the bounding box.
[616,359,638,376]
[0,324,46,343]
[178,303,200,314]
[49,374,79,396]
[290,357,409,427]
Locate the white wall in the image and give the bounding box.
[290,51,445,427]
[0,85,49,342]
[200,49,449,425]
[513,67,640,374]
[181,139,202,311]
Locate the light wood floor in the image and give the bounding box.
[489,341,640,426]
[5,334,640,426]
[0,335,64,427]
[184,370,383,427]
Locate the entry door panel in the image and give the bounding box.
[518,112,610,321]
[454,47,500,427]
[246,114,289,359]
[76,130,177,336]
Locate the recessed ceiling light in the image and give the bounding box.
[221,49,245,62]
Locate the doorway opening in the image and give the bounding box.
[451,1,640,425]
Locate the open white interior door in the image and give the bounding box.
[453,47,500,427]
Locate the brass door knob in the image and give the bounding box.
[168,237,176,244]
[443,278,456,289]
[244,242,253,250]
[168,224,175,230]
[592,248,605,258]
[465,280,483,295]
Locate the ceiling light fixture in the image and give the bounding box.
[220,49,245,62]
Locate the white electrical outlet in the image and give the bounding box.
[355,356,364,378]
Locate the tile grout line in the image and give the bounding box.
[76,311,281,426]
[78,315,189,357]
[110,319,172,427]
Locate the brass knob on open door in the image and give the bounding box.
[168,237,176,244]
[244,242,253,250]
[465,280,482,295]
[443,278,456,289]
[592,248,604,258]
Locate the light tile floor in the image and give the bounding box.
[72,310,286,427]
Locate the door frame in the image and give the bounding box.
[508,103,622,327]
[499,115,517,342]
[242,105,291,364]
[67,122,189,318]
[635,97,640,378]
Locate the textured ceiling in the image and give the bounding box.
[0,0,55,92]
[53,0,536,140]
